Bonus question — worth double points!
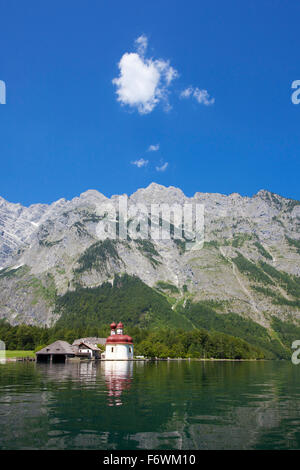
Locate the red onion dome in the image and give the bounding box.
[110,322,117,329]
[106,334,133,345]
[117,322,124,328]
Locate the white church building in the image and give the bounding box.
[105,322,134,360]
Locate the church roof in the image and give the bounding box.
[106,334,133,345]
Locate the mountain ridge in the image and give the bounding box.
[2,182,298,208]
[0,183,300,330]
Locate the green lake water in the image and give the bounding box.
[0,360,300,450]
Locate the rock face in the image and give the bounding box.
[0,183,300,327]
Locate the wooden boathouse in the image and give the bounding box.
[36,340,75,363]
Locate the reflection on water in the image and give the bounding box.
[35,360,134,407]
[36,360,99,381]
[0,341,5,364]
[0,360,300,449]
[103,361,133,407]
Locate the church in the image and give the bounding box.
[105,322,134,360]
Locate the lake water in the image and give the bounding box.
[0,360,300,450]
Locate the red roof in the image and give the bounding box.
[117,322,124,328]
[106,334,133,345]
[110,322,117,329]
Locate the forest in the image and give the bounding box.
[0,320,265,359]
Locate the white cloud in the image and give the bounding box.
[180,87,193,98]
[148,144,160,152]
[131,158,149,168]
[180,86,215,106]
[156,162,168,172]
[135,34,148,56]
[193,88,215,105]
[112,36,178,114]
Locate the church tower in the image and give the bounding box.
[105,322,134,360]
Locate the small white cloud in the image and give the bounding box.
[135,34,148,56]
[156,162,168,172]
[113,36,178,114]
[131,158,149,168]
[180,86,215,106]
[148,144,160,152]
[180,87,193,98]
[193,88,215,106]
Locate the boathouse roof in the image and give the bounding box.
[36,340,75,355]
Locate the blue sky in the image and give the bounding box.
[0,0,300,205]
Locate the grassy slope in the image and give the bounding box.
[4,351,35,358]
[55,273,191,330]
[178,300,290,359]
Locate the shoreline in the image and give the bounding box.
[2,355,269,363]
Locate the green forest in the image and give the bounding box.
[0,320,264,360]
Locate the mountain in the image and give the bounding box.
[0,183,300,334]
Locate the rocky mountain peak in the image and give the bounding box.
[130,182,187,204]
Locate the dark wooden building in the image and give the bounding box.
[36,341,75,363]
